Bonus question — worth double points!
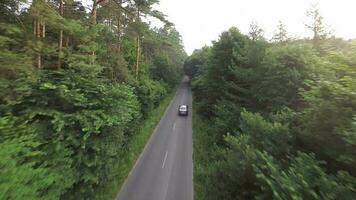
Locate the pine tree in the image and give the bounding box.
[272,20,288,43]
[248,21,264,41]
[305,5,329,48]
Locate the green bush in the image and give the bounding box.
[196,111,356,200]
[0,71,140,199]
[136,78,167,117]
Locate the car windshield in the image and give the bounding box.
[179,105,187,110]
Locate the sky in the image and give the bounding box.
[152,0,356,55]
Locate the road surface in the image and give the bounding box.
[117,77,193,200]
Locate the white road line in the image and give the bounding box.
[162,151,168,169]
[172,122,176,130]
[181,92,186,105]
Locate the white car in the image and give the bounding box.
[178,105,189,116]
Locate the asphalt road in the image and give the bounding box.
[116,77,193,200]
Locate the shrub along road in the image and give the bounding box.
[117,77,193,200]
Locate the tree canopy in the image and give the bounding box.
[187,8,356,200]
[0,0,186,199]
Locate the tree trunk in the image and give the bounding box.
[117,15,121,52]
[33,17,36,35]
[91,0,98,25]
[117,0,122,52]
[34,10,42,69]
[90,0,100,62]
[65,36,69,47]
[42,21,45,38]
[135,36,140,80]
[58,0,64,69]
[135,8,140,80]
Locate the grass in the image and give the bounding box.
[192,106,219,200]
[192,107,209,200]
[95,91,176,200]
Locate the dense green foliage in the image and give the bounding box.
[187,25,356,199]
[95,91,175,199]
[0,0,185,199]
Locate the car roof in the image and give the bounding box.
[179,104,187,108]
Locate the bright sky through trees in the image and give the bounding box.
[154,0,356,54]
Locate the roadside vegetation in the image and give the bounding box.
[192,109,217,200]
[188,6,356,200]
[0,0,185,199]
[96,91,175,199]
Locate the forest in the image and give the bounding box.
[185,7,356,200]
[2,1,356,200]
[0,0,185,199]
